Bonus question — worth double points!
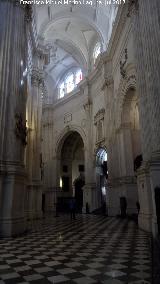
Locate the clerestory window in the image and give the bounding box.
[59,69,83,99]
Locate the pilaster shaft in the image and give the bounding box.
[0,1,28,236]
[133,0,160,159]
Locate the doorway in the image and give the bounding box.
[58,131,85,212]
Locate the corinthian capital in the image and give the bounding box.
[25,5,33,22]
[31,68,44,87]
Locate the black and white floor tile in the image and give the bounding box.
[0,215,152,284]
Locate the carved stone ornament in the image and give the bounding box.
[83,100,92,112]
[127,0,139,17]
[101,76,114,91]
[94,108,105,124]
[25,5,33,22]
[120,48,128,78]
[15,114,27,146]
[31,68,44,86]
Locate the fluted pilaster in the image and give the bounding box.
[0,0,29,236]
[131,0,160,233]
[132,0,160,160]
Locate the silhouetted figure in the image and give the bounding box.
[42,194,45,216]
[120,197,127,218]
[74,173,85,213]
[102,201,106,215]
[134,154,143,171]
[102,161,108,179]
[69,198,76,220]
[86,202,90,214]
[136,201,140,215]
[155,187,160,235]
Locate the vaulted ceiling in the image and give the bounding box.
[35,3,117,90]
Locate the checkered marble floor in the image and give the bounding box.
[0,215,152,284]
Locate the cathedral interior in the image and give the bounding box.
[0,0,160,283]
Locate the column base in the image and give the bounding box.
[150,151,160,237]
[0,161,27,237]
[108,177,138,216]
[26,182,43,220]
[137,162,153,233]
[138,213,152,232]
[0,217,26,238]
[45,188,58,212]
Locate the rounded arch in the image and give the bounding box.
[55,125,87,158]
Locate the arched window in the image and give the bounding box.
[58,69,83,99]
[93,42,101,65]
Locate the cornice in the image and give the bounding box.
[107,3,129,60]
[52,88,82,111]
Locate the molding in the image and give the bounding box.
[52,88,81,110]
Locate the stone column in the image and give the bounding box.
[0,1,28,237]
[83,99,97,212]
[101,63,121,216]
[26,67,43,220]
[130,0,160,233]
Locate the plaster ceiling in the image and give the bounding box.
[35,3,117,88]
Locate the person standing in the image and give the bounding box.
[69,197,76,220]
